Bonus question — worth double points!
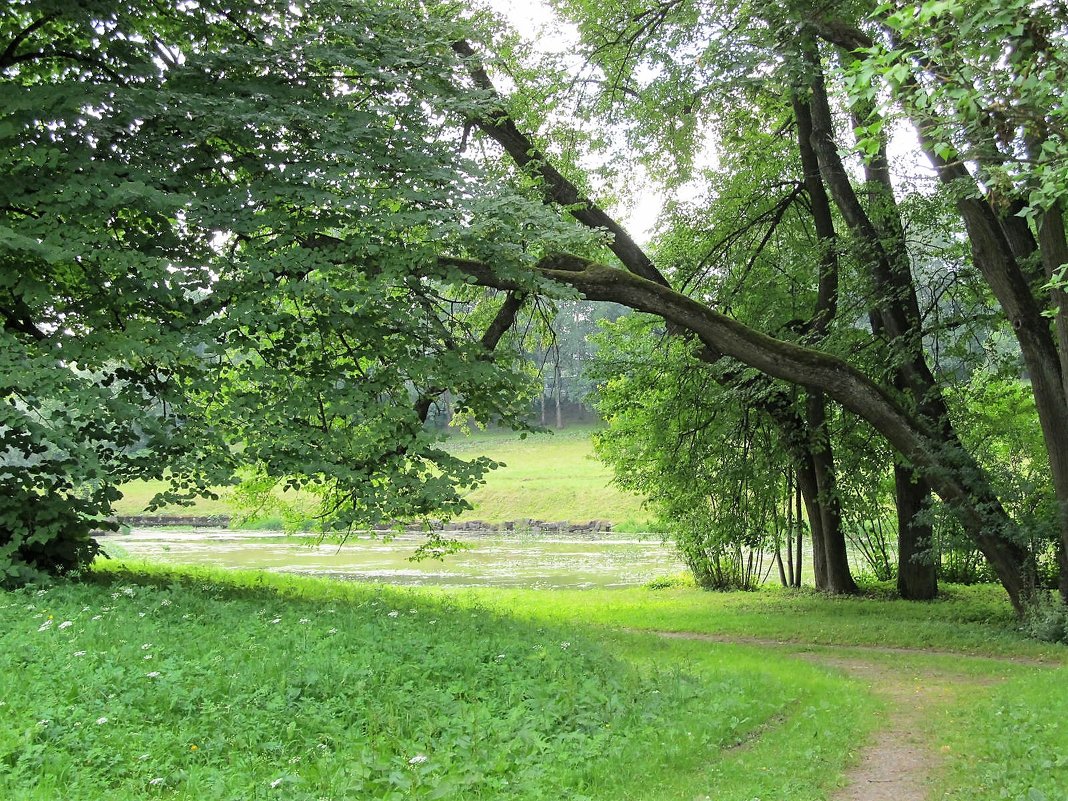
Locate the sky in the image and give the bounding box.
[483,0,667,243]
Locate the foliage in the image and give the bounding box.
[113,426,658,529]
[1,0,604,580]
[592,316,786,590]
[1019,592,1068,645]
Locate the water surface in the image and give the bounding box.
[99,528,684,589]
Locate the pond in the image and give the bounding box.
[97,528,685,589]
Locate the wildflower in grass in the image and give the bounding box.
[91,615,102,621]
[96,717,108,725]
[58,620,73,629]
[495,654,506,661]
[409,609,417,614]
[298,618,310,624]
[327,628,338,635]
[387,610,399,618]
[138,612,147,618]
[269,617,282,624]
[144,654,153,660]
[560,642,571,650]
[37,720,50,727]
[149,777,164,786]
[141,643,152,650]
[37,620,53,632]
[73,650,86,657]
[190,745,198,751]
[138,754,151,761]
[160,599,172,606]
[408,754,428,765]
[122,587,135,597]
[146,671,161,678]
[270,777,284,789]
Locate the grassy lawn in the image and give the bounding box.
[3,565,1066,799]
[112,426,655,530]
[2,564,866,801]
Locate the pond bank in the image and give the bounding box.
[97,527,683,590]
[115,515,617,536]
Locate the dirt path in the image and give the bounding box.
[646,630,1024,801]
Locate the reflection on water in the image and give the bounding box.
[98,528,685,589]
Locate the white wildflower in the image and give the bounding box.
[327,627,338,635]
[495,654,506,661]
[73,650,87,657]
[270,777,284,789]
[95,716,108,725]
[122,587,135,597]
[387,610,399,618]
[141,643,152,650]
[298,618,310,624]
[560,642,571,650]
[144,654,153,660]
[138,753,151,761]
[146,671,161,678]
[408,754,428,765]
[149,777,164,786]
[269,617,282,624]
[160,599,172,606]
[58,620,73,630]
[91,615,102,621]
[37,620,53,632]
[138,612,147,618]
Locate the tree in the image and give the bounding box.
[1,0,572,581]
[4,0,1065,618]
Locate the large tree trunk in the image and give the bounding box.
[895,465,938,600]
[797,454,828,589]
[808,393,857,593]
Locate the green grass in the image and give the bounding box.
[0,564,865,801]
[112,426,656,530]
[939,667,1068,800]
[4,564,1067,799]
[446,582,1068,661]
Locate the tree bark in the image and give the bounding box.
[807,394,857,593]
[894,464,938,600]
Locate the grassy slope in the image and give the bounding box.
[3,566,1065,800]
[112,426,654,528]
[0,565,865,801]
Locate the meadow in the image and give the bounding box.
[113,426,655,531]
[2,563,1066,800]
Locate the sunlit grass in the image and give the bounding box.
[112,426,656,530]
[0,564,865,801]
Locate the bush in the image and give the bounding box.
[1019,592,1068,644]
[0,486,107,588]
